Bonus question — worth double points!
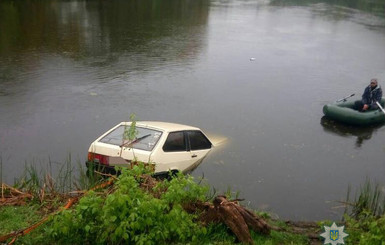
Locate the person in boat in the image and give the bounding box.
[354,78,382,111]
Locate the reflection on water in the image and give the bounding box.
[0,0,209,95]
[0,0,208,65]
[320,116,383,148]
[0,0,209,52]
[271,0,385,17]
[271,0,385,30]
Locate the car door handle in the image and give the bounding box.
[191,154,197,158]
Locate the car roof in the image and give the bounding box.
[121,121,201,133]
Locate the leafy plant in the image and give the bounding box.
[123,113,138,142]
[121,113,139,160]
[46,164,209,244]
[344,213,385,244]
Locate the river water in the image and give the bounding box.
[1,0,385,220]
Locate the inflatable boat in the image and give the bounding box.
[323,98,385,126]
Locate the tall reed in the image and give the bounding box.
[345,178,385,218]
[13,154,102,198]
[0,155,2,186]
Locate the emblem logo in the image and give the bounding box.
[320,222,348,245]
[330,230,339,241]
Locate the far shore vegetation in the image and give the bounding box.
[1,158,385,244]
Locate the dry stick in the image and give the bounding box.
[40,183,46,203]
[3,184,26,195]
[0,184,34,206]
[94,171,119,180]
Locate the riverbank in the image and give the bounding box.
[1,163,384,244]
[0,205,323,244]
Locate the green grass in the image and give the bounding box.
[0,205,42,235]
[0,205,50,245]
[0,205,49,245]
[253,230,309,245]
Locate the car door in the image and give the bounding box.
[153,131,195,173]
[186,130,212,163]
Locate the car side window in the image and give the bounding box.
[188,131,212,150]
[163,131,187,152]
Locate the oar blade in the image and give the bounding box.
[375,101,385,114]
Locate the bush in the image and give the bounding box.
[46,164,209,244]
[345,212,385,245]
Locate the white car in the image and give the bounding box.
[86,121,213,176]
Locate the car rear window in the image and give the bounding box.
[99,125,162,151]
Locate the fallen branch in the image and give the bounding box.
[184,195,271,245]
[0,184,33,206]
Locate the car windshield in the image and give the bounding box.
[99,125,162,151]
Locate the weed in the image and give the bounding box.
[0,156,2,188]
[224,185,241,200]
[345,178,385,218]
[343,179,385,244]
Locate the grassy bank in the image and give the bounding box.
[1,162,385,244]
[1,162,315,244]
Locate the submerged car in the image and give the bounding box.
[86,121,213,176]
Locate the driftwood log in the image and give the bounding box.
[184,195,271,245]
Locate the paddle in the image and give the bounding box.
[336,93,355,102]
[375,101,385,114]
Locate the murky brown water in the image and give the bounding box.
[1,0,385,220]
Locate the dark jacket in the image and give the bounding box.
[362,85,382,109]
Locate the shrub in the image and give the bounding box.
[47,164,208,244]
[345,212,385,245]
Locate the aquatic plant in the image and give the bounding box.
[10,155,101,205]
[343,179,385,244]
[344,179,385,218]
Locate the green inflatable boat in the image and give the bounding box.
[323,98,385,126]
